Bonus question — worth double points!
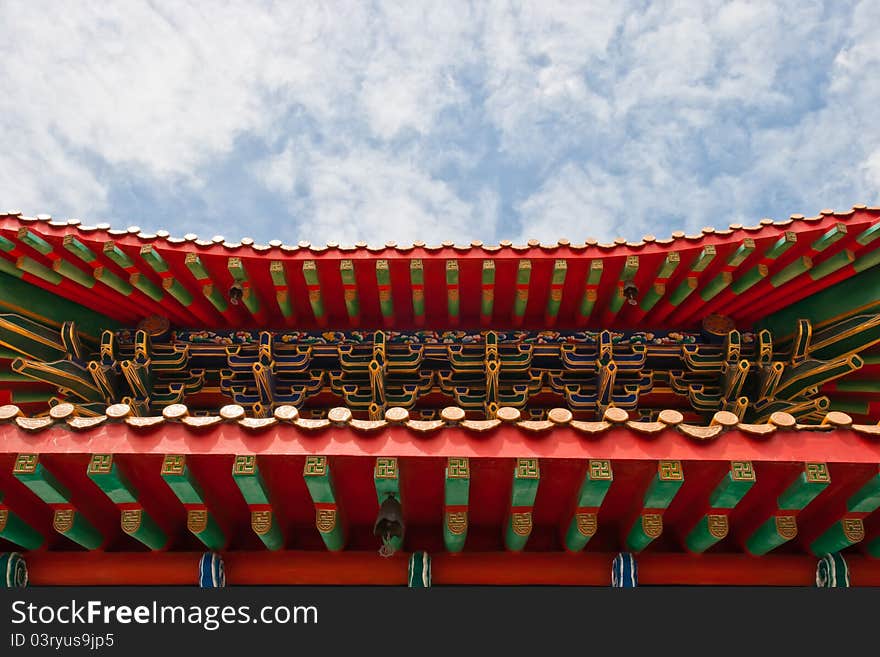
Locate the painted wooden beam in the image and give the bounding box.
[604,256,639,321]
[512,259,532,326]
[138,244,217,325]
[577,259,603,324]
[302,260,326,326]
[649,245,717,324]
[87,454,167,550]
[505,458,540,551]
[185,253,228,313]
[228,257,263,318]
[444,457,470,553]
[18,256,62,285]
[232,455,283,550]
[17,550,880,586]
[685,461,755,553]
[12,453,102,549]
[746,462,830,555]
[160,454,225,550]
[480,260,495,325]
[810,467,879,555]
[810,223,847,252]
[639,252,680,314]
[445,259,460,326]
[14,230,96,291]
[374,457,403,554]
[626,460,684,552]
[410,259,425,326]
[563,459,612,552]
[303,455,345,552]
[375,259,394,327]
[0,494,44,550]
[269,261,295,322]
[544,259,567,326]
[339,259,360,326]
[103,241,164,302]
[700,238,756,303]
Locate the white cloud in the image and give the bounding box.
[258,140,499,244]
[0,1,878,244]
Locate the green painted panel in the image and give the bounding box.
[54,510,103,550]
[0,508,44,550]
[776,465,830,511]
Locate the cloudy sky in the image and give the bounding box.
[1,1,878,245]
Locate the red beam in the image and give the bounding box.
[2,424,879,463]
[21,550,880,586]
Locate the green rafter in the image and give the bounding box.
[340,259,360,324]
[87,454,167,551]
[269,261,294,320]
[544,259,567,324]
[480,260,495,324]
[186,253,228,312]
[302,260,326,325]
[228,257,261,316]
[140,245,193,306]
[700,238,755,301]
[410,259,425,325]
[512,259,531,325]
[640,252,680,312]
[578,259,603,321]
[376,259,394,325]
[232,455,283,551]
[607,256,639,316]
[446,260,460,323]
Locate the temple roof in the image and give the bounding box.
[2,207,879,331]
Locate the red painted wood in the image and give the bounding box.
[20,550,880,585]
[3,210,876,331]
[1,424,878,463]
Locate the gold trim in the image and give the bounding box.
[252,510,273,535]
[315,508,336,533]
[53,509,75,533]
[187,509,209,533]
[121,509,142,534]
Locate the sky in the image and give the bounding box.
[1,1,879,246]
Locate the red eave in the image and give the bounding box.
[2,207,878,331]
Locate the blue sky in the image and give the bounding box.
[1,1,878,245]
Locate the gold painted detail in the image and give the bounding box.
[121,509,142,534]
[315,508,337,533]
[161,455,186,476]
[252,510,273,535]
[0,509,7,532]
[642,513,663,538]
[731,461,755,481]
[516,458,540,479]
[842,518,865,543]
[775,515,797,540]
[511,512,533,536]
[576,512,598,537]
[88,454,113,474]
[658,460,683,481]
[303,456,327,476]
[53,509,75,533]
[805,462,830,483]
[374,457,398,479]
[589,459,612,481]
[233,455,256,476]
[13,454,38,474]
[187,509,209,533]
[446,511,467,535]
[707,514,729,540]
[447,457,470,479]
